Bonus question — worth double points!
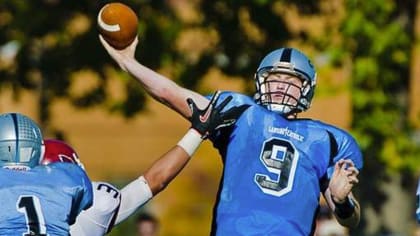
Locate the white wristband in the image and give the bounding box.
[177,129,203,156]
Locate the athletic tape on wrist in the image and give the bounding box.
[177,129,203,156]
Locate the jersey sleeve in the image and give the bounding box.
[67,165,93,225]
[70,181,122,235]
[325,127,363,179]
[205,91,255,111]
[115,176,153,225]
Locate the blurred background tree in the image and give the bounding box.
[0,0,419,235]
[338,0,420,234]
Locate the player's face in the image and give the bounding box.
[264,72,302,106]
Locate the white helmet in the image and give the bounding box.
[0,113,44,170]
[254,48,317,115]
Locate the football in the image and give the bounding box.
[97,2,138,49]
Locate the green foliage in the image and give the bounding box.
[0,0,179,129]
[336,0,420,233]
[341,0,420,172]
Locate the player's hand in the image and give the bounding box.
[187,91,249,139]
[99,34,138,72]
[329,159,359,203]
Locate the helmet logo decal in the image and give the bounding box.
[307,59,314,69]
[72,153,85,169]
[58,154,75,163]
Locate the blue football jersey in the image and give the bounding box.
[208,91,363,236]
[0,162,93,236]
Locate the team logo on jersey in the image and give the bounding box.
[3,165,30,171]
[58,154,75,163]
[268,126,304,141]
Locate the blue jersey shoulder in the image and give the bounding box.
[46,162,89,179]
[206,91,256,144]
[206,91,255,108]
[303,119,363,177]
[40,163,93,219]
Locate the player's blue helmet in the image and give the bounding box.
[0,113,44,170]
[254,47,317,115]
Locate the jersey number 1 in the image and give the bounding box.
[254,138,299,197]
[17,195,47,236]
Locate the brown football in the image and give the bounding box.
[97,2,138,49]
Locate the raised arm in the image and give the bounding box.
[115,91,249,224]
[99,35,209,119]
[143,91,248,194]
